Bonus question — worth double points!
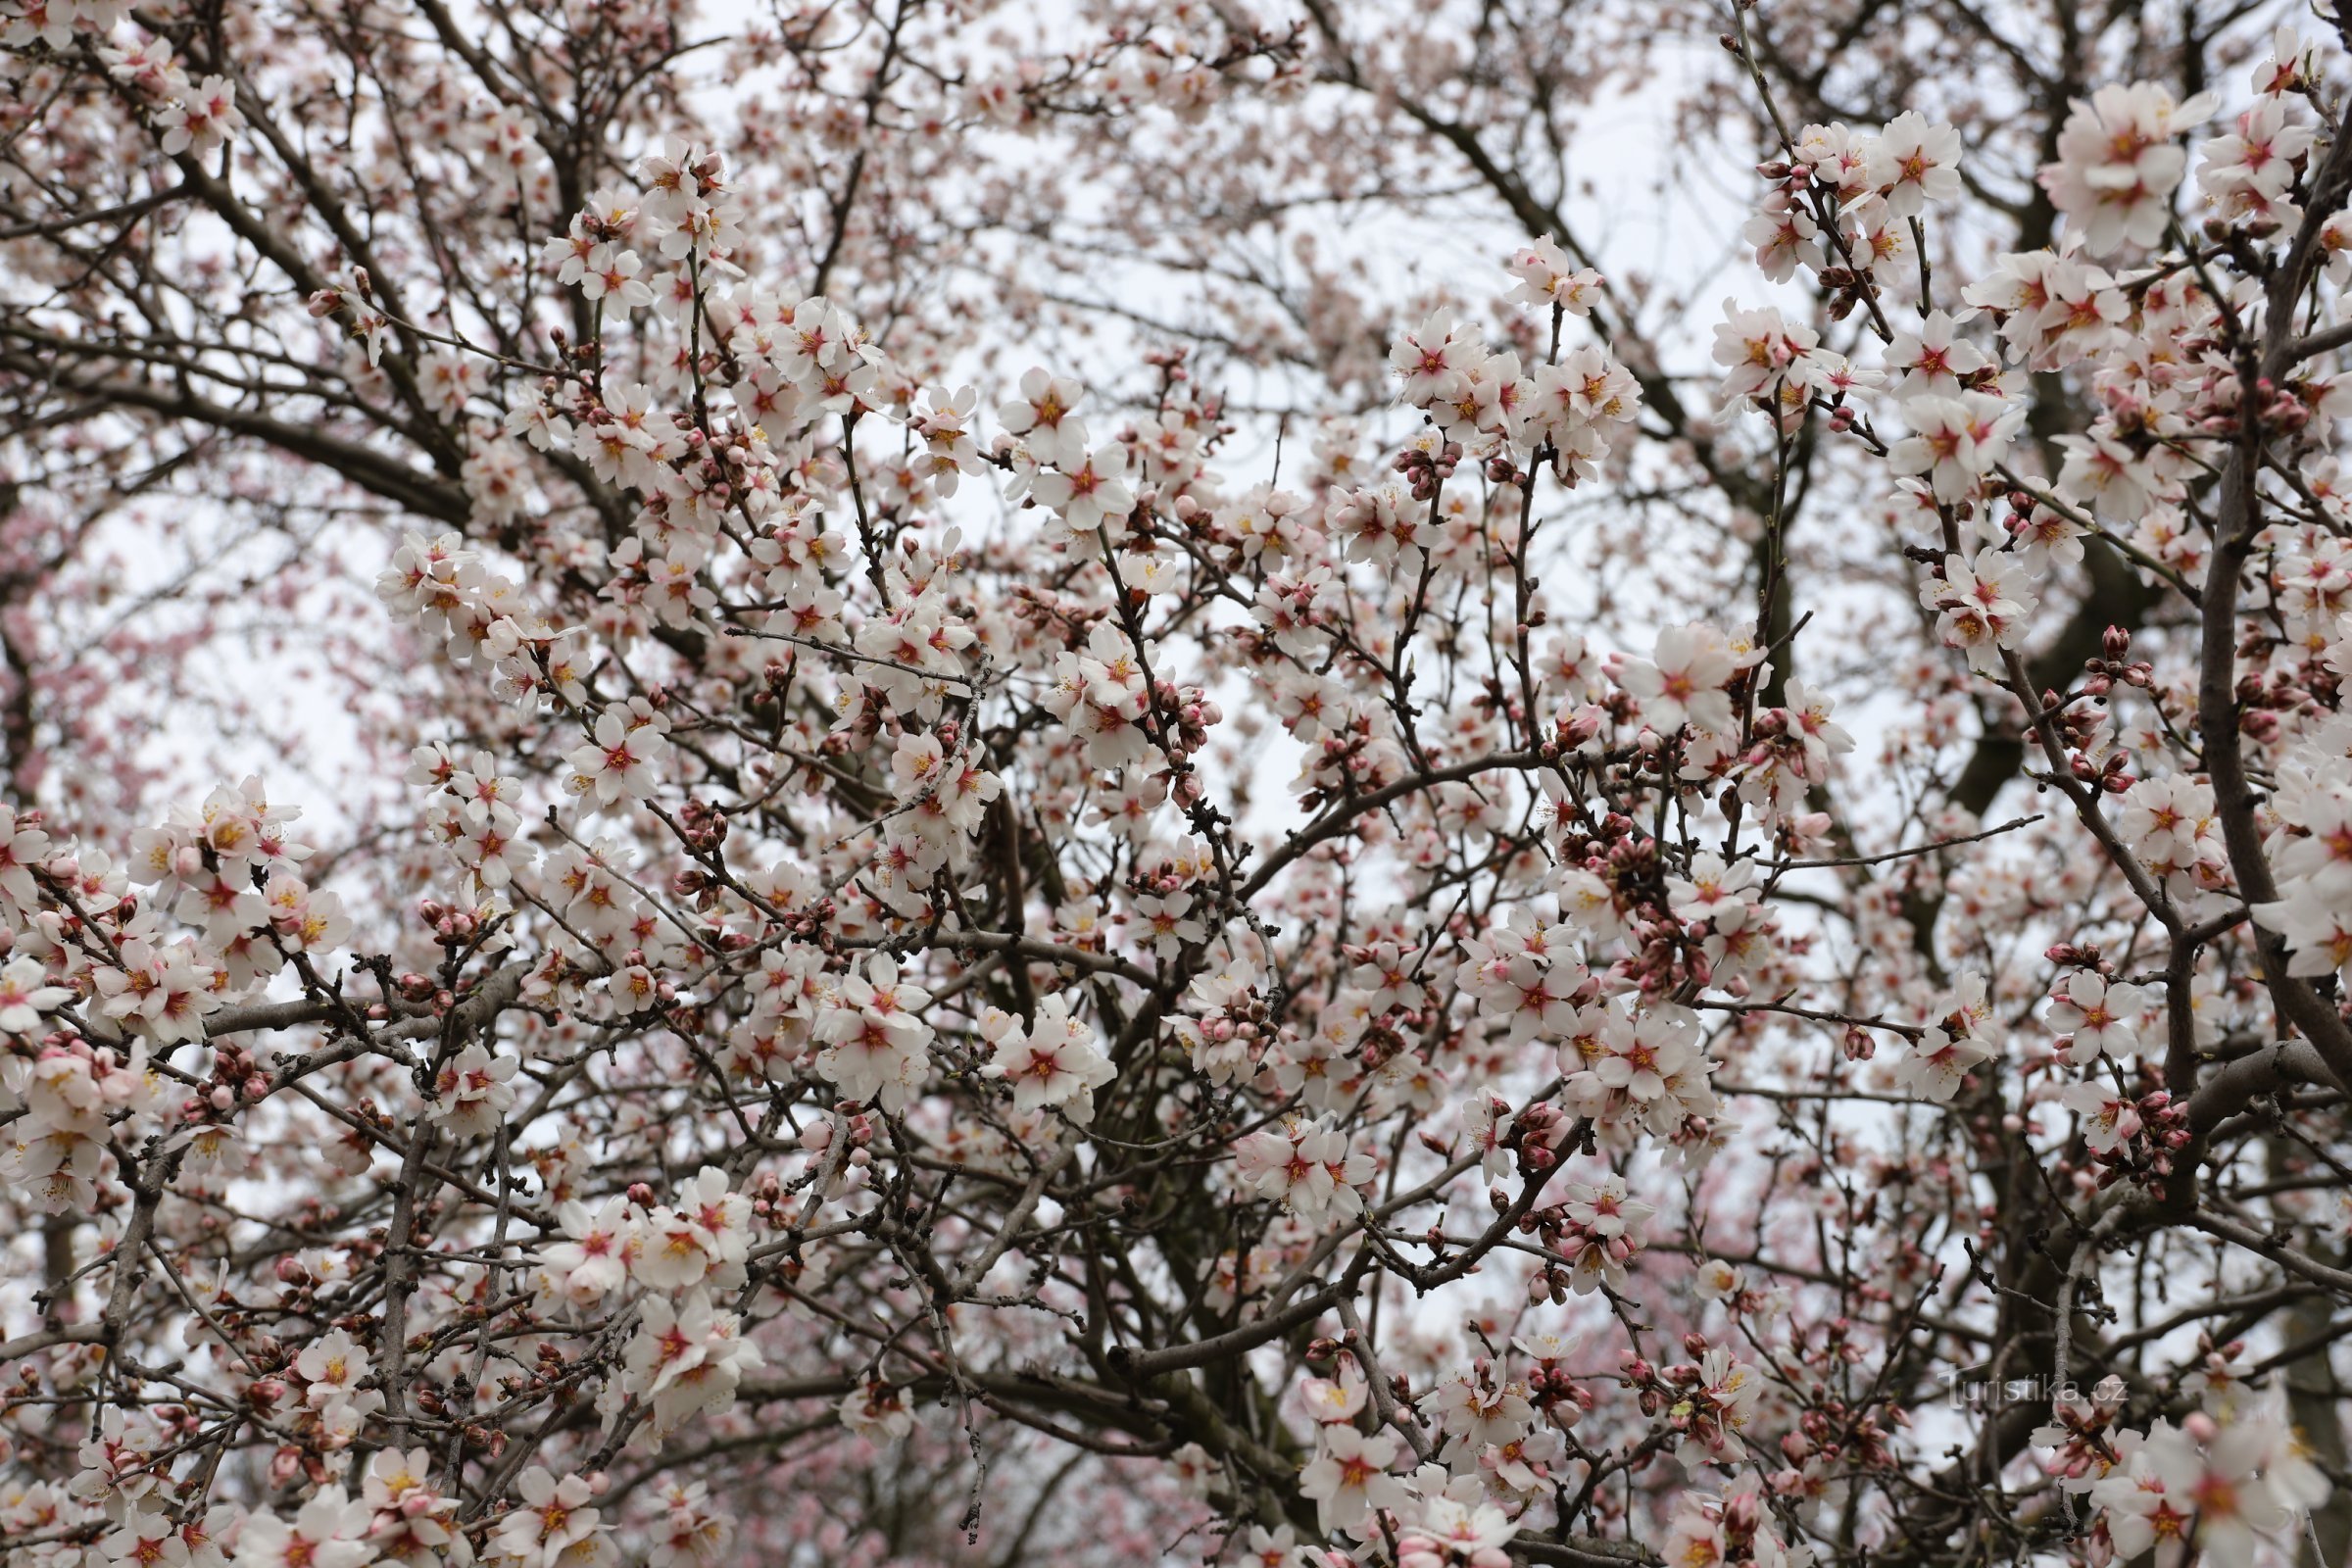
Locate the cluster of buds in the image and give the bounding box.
[2230,652,2323,745]
[749,659,795,713]
[1999,488,2069,554]
[1622,908,1713,997]
[414,898,488,948]
[1751,149,1820,195]
[742,1168,800,1229]
[1553,811,1654,886]
[1294,712,1404,812]
[1546,705,1607,756]
[1739,707,1806,764]
[2034,1376,2130,1487]
[1505,1100,1580,1177]
[1152,679,1222,756]
[1518,1173,1652,1300]
[394,971,455,1012]
[1395,437,1463,502]
[2067,747,2136,795]
[183,1042,270,1123]
[1770,1398,1902,1494]
[1632,1336,1750,1449]
[1141,342,1194,390]
[1195,995,1272,1048]
[1521,1361,1594,1428]
[799,1108,877,1171]
[2079,624,2154,707]
[2198,372,2319,437]
[1175,972,1277,1085]
[2091,1086,2191,1188]
[676,797,728,855]
[1351,1011,1423,1076]
[2040,689,2135,794]
[2042,941,2110,972]
[1149,679,1223,811]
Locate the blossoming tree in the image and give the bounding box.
[2,2,2351,1567]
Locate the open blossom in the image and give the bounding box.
[1666,853,1758,926]
[1554,1173,1656,1293]
[621,1289,764,1435]
[428,1045,518,1138]
[103,1510,196,1568]
[633,1168,751,1291]
[539,1194,637,1303]
[1742,188,1820,282]
[910,385,985,495]
[1420,1365,1534,1455]
[1391,308,1483,406]
[1298,1425,1408,1536]
[91,938,222,1045]
[2088,1415,2325,1566]
[2062,1078,2143,1154]
[363,1447,466,1568]
[22,13,2352,1568]
[1888,392,2022,502]
[1871,112,1964,217]
[489,1468,610,1568]
[813,956,933,1110]
[997,368,1090,467]
[1892,1034,1984,1104]
[0,811,49,915]
[1662,1482,1803,1568]
[2198,98,2315,220]
[1673,1348,1764,1469]
[840,1381,914,1443]
[576,245,653,310]
[1233,1114,1375,1223]
[2120,773,2228,896]
[2251,885,2352,984]
[233,1490,374,1568]
[2046,972,2146,1064]
[1299,1361,1370,1424]
[1392,1495,1517,1568]
[1884,311,1989,398]
[1030,445,1136,532]
[2055,431,2161,519]
[156,74,243,157]
[672,1166,753,1266]
[295,1328,369,1407]
[645,1481,730,1568]
[980,996,1114,1121]
[1128,888,1206,957]
[1694,1258,1742,1300]
[1712,301,1819,402]
[2041,82,2218,255]
[0,955,71,1035]
[1504,238,1602,315]
[1921,550,2035,674]
[1614,624,1738,734]
[567,709,669,806]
